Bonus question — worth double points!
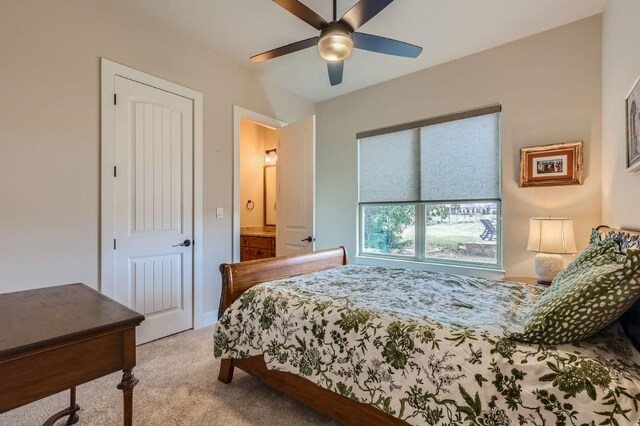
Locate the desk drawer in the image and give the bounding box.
[0,331,125,413]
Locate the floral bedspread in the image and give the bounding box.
[213,265,640,425]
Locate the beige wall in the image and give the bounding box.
[264,127,277,152]
[315,16,603,277]
[602,0,640,230]
[0,1,315,318]
[240,120,277,228]
[0,0,608,311]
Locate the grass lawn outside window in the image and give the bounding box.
[360,201,501,269]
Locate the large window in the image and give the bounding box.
[358,106,502,269]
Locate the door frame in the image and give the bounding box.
[232,105,285,262]
[100,58,206,329]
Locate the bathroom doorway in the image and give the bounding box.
[232,106,316,263]
[239,118,278,261]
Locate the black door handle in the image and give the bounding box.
[173,239,192,247]
[301,236,315,243]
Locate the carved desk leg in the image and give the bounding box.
[117,369,138,426]
[42,387,80,426]
[66,387,80,425]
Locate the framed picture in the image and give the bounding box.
[626,75,640,172]
[520,141,583,187]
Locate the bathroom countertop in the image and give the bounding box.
[240,227,276,238]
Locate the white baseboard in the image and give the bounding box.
[195,309,218,329]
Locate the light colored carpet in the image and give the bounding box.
[0,327,335,425]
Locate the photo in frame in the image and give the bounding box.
[519,141,583,187]
[626,75,640,172]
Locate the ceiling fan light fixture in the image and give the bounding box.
[254,0,423,86]
[317,27,353,62]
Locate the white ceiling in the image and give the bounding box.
[111,0,605,102]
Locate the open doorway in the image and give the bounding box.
[239,119,278,261]
[232,106,316,263]
[232,106,285,263]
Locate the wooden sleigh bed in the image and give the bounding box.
[216,246,404,425]
[215,226,640,426]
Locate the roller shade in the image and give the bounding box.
[420,113,500,201]
[358,128,420,203]
[359,109,500,203]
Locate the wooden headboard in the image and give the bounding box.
[596,226,640,350]
[217,247,348,320]
[595,225,640,252]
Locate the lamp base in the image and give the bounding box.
[534,253,565,285]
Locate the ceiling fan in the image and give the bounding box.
[250,0,423,86]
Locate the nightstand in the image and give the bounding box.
[504,277,546,286]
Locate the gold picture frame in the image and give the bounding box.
[519,141,583,187]
[626,75,640,172]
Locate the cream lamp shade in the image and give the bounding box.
[527,217,577,285]
[527,218,577,254]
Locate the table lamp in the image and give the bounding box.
[527,217,577,285]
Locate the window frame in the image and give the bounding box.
[358,201,503,271]
[358,203,419,259]
[356,105,503,273]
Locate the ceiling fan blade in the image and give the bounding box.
[250,37,318,63]
[340,0,394,31]
[352,32,422,58]
[328,61,344,86]
[273,0,329,31]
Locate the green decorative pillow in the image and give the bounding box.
[589,228,602,245]
[515,246,640,344]
[551,239,620,286]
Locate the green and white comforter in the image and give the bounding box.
[213,265,640,425]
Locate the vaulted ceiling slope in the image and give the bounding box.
[111,0,605,102]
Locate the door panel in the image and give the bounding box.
[114,76,193,344]
[132,103,183,233]
[131,255,182,315]
[276,116,316,256]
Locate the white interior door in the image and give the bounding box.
[276,116,316,256]
[113,76,193,344]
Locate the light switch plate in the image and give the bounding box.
[216,207,224,219]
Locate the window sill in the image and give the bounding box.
[355,255,505,280]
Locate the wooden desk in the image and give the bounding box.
[0,283,144,425]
